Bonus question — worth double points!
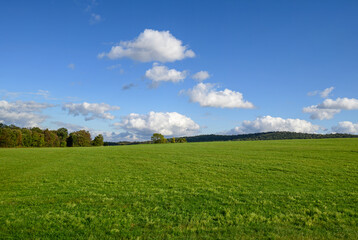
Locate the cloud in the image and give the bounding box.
[0,90,21,99]
[308,87,334,98]
[303,97,358,120]
[89,130,140,142]
[113,111,200,139]
[320,87,334,98]
[302,106,341,120]
[68,63,75,70]
[51,121,131,141]
[318,97,358,110]
[55,111,199,141]
[184,83,254,109]
[0,100,53,112]
[192,71,210,81]
[98,29,195,62]
[226,116,322,134]
[90,13,101,24]
[62,102,120,121]
[0,89,53,100]
[332,121,358,134]
[0,100,54,127]
[145,64,187,85]
[99,131,140,142]
[122,83,135,90]
[35,90,52,99]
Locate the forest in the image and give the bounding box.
[0,123,103,148]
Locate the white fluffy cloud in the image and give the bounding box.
[332,121,358,134]
[302,106,341,120]
[0,100,53,127]
[303,97,358,120]
[113,111,200,138]
[98,29,195,62]
[185,83,254,109]
[226,116,322,134]
[318,97,358,110]
[192,71,210,81]
[145,64,187,84]
[62,102,120,121]
[308,87,334,98]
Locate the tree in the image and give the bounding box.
[44,129,60,147]
[151,133,167,144]
[56,128,68,147]
[21,128,33,147]
[31,130,45,147]
[0,125,23,147]
[10,129,22,147]
[169,137,176,143]
[92,134,104,146]
[176,137,187,143]
[9,124,20,130]
[31,127,43,133]
[0,128,12,147]
[67,130,91,147]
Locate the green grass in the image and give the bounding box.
[0,139,357,239]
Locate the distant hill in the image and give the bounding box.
[184,131,358,143]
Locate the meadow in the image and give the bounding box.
[0,139,357,239]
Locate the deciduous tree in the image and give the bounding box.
[151,133,167,144]
[56,128,68,147]
[67,130,92,147]
[92,134,104,146]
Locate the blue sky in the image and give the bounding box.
[1,0,358,141]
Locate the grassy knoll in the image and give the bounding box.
[0,139,357,239]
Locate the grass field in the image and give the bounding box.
[0,139,357,239]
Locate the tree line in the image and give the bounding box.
[151,133,187,144]
[184,131,358,142]
[0,123,103,148]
